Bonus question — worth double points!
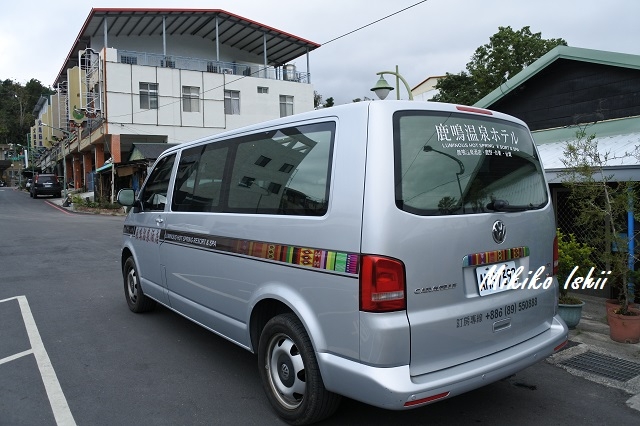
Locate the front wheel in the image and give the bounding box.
[123,256,156,313]
[258,313,340,425]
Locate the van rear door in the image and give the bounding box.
[362,106,557,376]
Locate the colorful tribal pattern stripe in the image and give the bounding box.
[462,246,530,267]
[159,229,360,275]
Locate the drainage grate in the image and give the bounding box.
[560,351,640,382]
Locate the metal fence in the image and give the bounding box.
[118,50,310,83]
[553,186,633,298]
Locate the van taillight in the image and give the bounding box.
[553,235,559,276]
[360,255,406,312]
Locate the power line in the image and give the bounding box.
[322,0,430,46]
[103,0,431,121]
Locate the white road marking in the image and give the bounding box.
[0,349,33,365]
[1,296,77,426]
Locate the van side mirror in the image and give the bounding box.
[117,188,137,207]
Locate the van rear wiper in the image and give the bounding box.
[486,199,539,212]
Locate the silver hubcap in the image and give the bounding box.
[266,333,305,409]
[127,268,138,303]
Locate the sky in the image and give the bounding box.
[1,0,640,105]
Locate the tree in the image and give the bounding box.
[323,97,334,108]
[431,26,567,105]
[560,129,638,314]
[0,78,53,146]
[313,91,323,108]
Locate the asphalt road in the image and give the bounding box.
[0,187,638,425]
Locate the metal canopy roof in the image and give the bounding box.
[54,8,320,86]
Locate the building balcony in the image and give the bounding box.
[118,50,310,83]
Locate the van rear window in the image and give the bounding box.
[393,111,548,216]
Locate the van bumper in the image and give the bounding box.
[318,315,568,409]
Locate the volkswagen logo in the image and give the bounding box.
[492,220,506,244]
[280,363,290,380]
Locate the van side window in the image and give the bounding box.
[227,122,334,215]
[172,144,228,212]
[140,154,176,211]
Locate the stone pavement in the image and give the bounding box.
[547,293,640,411]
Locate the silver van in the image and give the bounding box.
[118,101,568,425]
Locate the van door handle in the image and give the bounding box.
[155,218,164,225]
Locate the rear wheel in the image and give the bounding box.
[123,257,156,313]
[258,313,340,425]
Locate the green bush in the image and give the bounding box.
[557,229,595,304]
[71,195,120,210]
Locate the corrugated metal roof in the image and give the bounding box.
[129,143,176,161]
[475,46,640,109]
[54,8,320,86]
[537,130,640,183]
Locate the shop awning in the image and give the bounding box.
[95,162,112,173]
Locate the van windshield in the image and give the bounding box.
[393,111,548,216]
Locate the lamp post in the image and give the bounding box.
[3,91,25,128]
[8,143,25,187]
[371,65,414,101]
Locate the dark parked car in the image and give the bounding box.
[30,174,62,198]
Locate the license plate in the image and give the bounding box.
[476,261,517,296]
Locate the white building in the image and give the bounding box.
[33,8,320,199]
[411,75,444,101]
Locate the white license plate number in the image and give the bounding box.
[476,261,517,296]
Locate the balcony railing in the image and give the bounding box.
[118,50,309,83]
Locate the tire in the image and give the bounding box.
[32,190,37,199]
[258,313,341,425]
[123,257,156,313]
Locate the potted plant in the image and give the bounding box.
[561,129,640,342]
[556,229,593,328]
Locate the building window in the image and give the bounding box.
[279,163,294,173]
[255,155,272,167]
[258,86,269,94]
[140,82,158,110]
[225,90,240,115]
[182,86,200,112]
[267,182,282,194]
[280,95,294,117]
[239,176,255,188]
[120,55,138,65]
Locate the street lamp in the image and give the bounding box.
[3,91,25,128]
[371,65,414,101]
[8,143,25,187]
[423,145,465,212]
